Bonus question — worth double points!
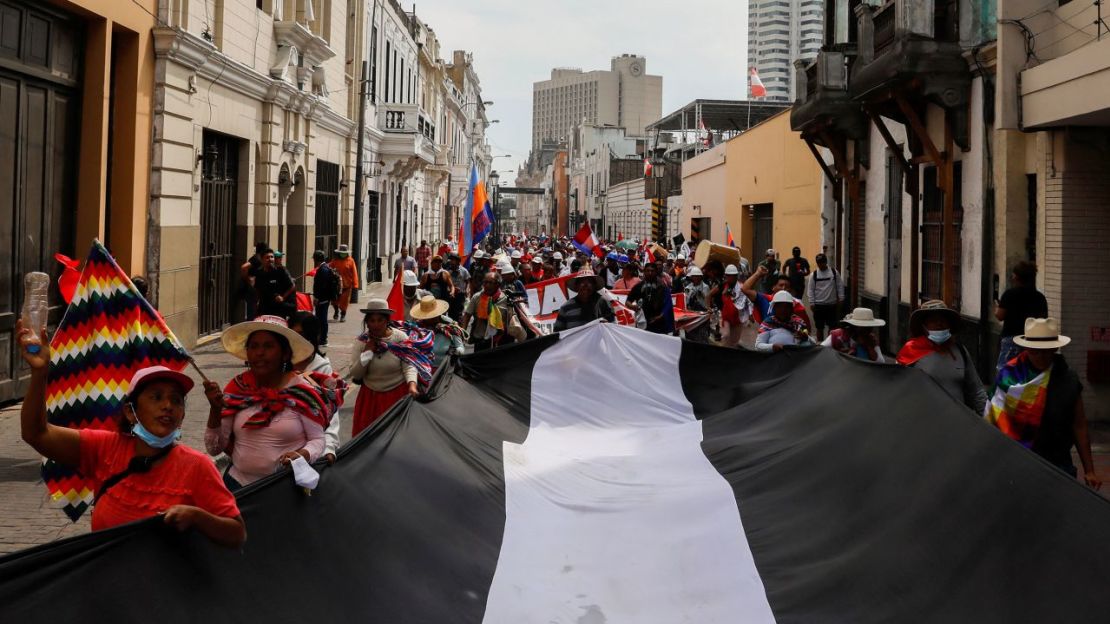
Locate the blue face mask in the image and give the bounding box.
[131,416,181,449]
[927,329,952,344]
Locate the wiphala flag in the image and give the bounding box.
[3,323,1110,622]
[42,240,191,521]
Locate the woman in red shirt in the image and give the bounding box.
[17,321,246,548]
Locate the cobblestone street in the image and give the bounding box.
[0,283,391,556]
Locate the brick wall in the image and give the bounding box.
[1042,130,1110,421]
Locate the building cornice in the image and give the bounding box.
[153,27,354,137]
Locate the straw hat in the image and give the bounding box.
[1014,317,1070,350]
[410,295,449,321]
[359,297,395,316]
[222,315,314,363]
[909,300,961,336]
[843,307,886,328]
[567,267,605,291]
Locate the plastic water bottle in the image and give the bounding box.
[21,272,50,354]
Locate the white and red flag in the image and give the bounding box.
[643,158,653,178]
[749,66,767,99]
[572,223,605,259]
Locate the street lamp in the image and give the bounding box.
[489,170,500,243]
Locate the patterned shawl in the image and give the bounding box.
[985,351,1052,448]
[359,323,435,383]
[758,312,807,336]
[222,370,348,429]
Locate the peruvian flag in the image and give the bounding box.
[643,158,653,178]
[642,244,655,265]
[749,66,767,99]
[698,117,713,147]
[572,223,605,259]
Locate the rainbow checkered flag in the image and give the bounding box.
[42,240,190,521]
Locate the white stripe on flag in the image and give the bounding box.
[482,323,776,623]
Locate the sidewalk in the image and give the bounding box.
[0,282,391,556]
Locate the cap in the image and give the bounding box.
[128,366,195,399]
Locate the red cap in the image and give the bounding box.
[127,366,195,398]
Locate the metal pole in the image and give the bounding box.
[352,59,369,298]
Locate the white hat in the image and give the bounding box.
[844,307,886,328]
[553,251,564,260]
[676,254,686,261]
[1013,317,1071,350]
[686,266,703,277]
[499,263,517,276]
[472,249,485,260]
[511,250,522,259]
[222,315,315,363]
[771,290,794,305]
[724,264,739,276]
[402,270,420,287]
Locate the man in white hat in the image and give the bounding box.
[498,262,525,300]
[711,264,753,348]
[510,249,523,271]
[401,270,430,323]
[755,290,810,352]
[822,308,886,362]
[461,271,524,351]
[985,318,1100,489]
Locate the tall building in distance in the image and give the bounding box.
[531,54,662,151]
[747,0,824,101]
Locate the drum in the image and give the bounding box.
[649,242,669,261]
[693,240,742,269]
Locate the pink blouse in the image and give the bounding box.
[613,277,641,290]
[205,376,326,486]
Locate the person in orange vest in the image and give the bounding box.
[328,244,359,322]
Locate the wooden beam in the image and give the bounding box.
[865,108,911,172]
[804,137,839,186]
[909,153,948,165]
[895,95,944,170]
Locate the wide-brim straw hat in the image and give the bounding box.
[360,297,395,317]
[410,295,449,321]
[909,299,961,336]
[222,315,315,363]
[1014,317,1071,349]
[567,268,605,291]
[844,307,886,328]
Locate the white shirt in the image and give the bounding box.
[807,267,844,305]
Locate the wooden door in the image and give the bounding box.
[0,1,82,401]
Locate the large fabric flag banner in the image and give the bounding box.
[2,324,1109,621]
[460,164,493,263]
[42,240,191,521]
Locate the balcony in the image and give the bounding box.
[790,48,868,140]
[849,0,970,144]
[378,103,438,177]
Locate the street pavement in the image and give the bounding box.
[0,282,391,556]
[0,280,1108,555]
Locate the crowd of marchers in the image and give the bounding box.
[11,235,1099,551]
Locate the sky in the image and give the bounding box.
[414,0,749,186]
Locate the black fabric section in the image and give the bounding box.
[0,337,559,623]
[682,343,1110,623]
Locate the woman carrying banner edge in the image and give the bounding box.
[16,320,246,548]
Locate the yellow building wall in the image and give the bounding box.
[723,111,825,262]
[51,0,156,275]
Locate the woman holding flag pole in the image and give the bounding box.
[17,320,246,548]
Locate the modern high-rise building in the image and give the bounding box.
[531,54,662,151]
[747,0,824,101]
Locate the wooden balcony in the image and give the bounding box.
[790,47,868,141]
[849,0,971,147]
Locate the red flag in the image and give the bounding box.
[295,292,313,312]
[749,67,767,98]
[387,271,405,322]
[54,253,81,304]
